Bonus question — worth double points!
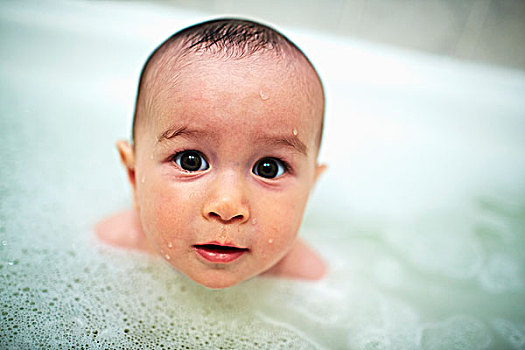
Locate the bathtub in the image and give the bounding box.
[1,1,524,348]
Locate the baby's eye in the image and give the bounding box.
[172,150,209,172]
[252,157,286,179]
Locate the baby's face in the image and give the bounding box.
[129,56,324,288]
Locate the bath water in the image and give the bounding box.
[1,1,524,349]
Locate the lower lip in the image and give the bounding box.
[194,246,247,263]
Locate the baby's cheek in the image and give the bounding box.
[268,189,308,244]
[256,204,301,263]
[139,190,186,244]
[270,193,306,227]
[254,231,295,274]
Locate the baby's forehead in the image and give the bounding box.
[153,56,319,110]
[136,49,324,149]
[148,52,321,105]
[137,67,319,152]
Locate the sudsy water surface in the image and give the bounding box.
[1,1,525,349]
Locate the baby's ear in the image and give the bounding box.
[116,140,136,191]
[314,163,327,184]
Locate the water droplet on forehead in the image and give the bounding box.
[167,242,173,248]
[268,238,273,244]
[165,254,171,260]
[259,90,269,101]
[292,129,298,136]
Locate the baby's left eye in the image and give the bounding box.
[252,158,287,179]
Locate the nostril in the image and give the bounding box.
[209,212,220,218]
[207,211,244,222]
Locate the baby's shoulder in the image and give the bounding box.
[95,209,153,252]
[262,239,326,280]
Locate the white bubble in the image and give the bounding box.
[478,254,523,293]
[491,318,525,349]
[420,316,491,350]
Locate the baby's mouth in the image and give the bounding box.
[193,243,249,263]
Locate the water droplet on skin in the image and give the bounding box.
[140,176,145,184]
[251,218,257,225]
[292,129,298,136]
[259,90,269,101]
[268,238,273,244]
[165,254,171,260]
[167,242,173,248]
[1,240,7,246]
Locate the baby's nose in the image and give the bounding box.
[205,200,248,223]
[202,174,250,224]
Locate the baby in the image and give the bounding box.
[96,18,327,289]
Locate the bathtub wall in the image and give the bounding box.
[146,0,525,71]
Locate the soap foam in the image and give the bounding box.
[1,1,525,349]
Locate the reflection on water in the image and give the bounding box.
[1,1,524,349]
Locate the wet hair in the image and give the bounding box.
[132,18,324,146]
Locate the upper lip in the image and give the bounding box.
[193,240,248,250]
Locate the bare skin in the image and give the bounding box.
[96,51,327,288]
[96,209,326,280]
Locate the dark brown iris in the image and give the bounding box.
[180,151,202,171]
[255,158,278,178]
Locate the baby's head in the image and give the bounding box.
[118,18,325,288]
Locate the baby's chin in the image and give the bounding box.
[164,256,270,289]
[194,277,244,289]
[181,268,256,289]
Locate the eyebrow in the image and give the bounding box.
[262,135,308,156]
[157,124,308,155]
[157,125,201,142]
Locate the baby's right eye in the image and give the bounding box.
[172,150,209,172]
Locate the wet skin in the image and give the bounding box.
[97,55,326,288]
